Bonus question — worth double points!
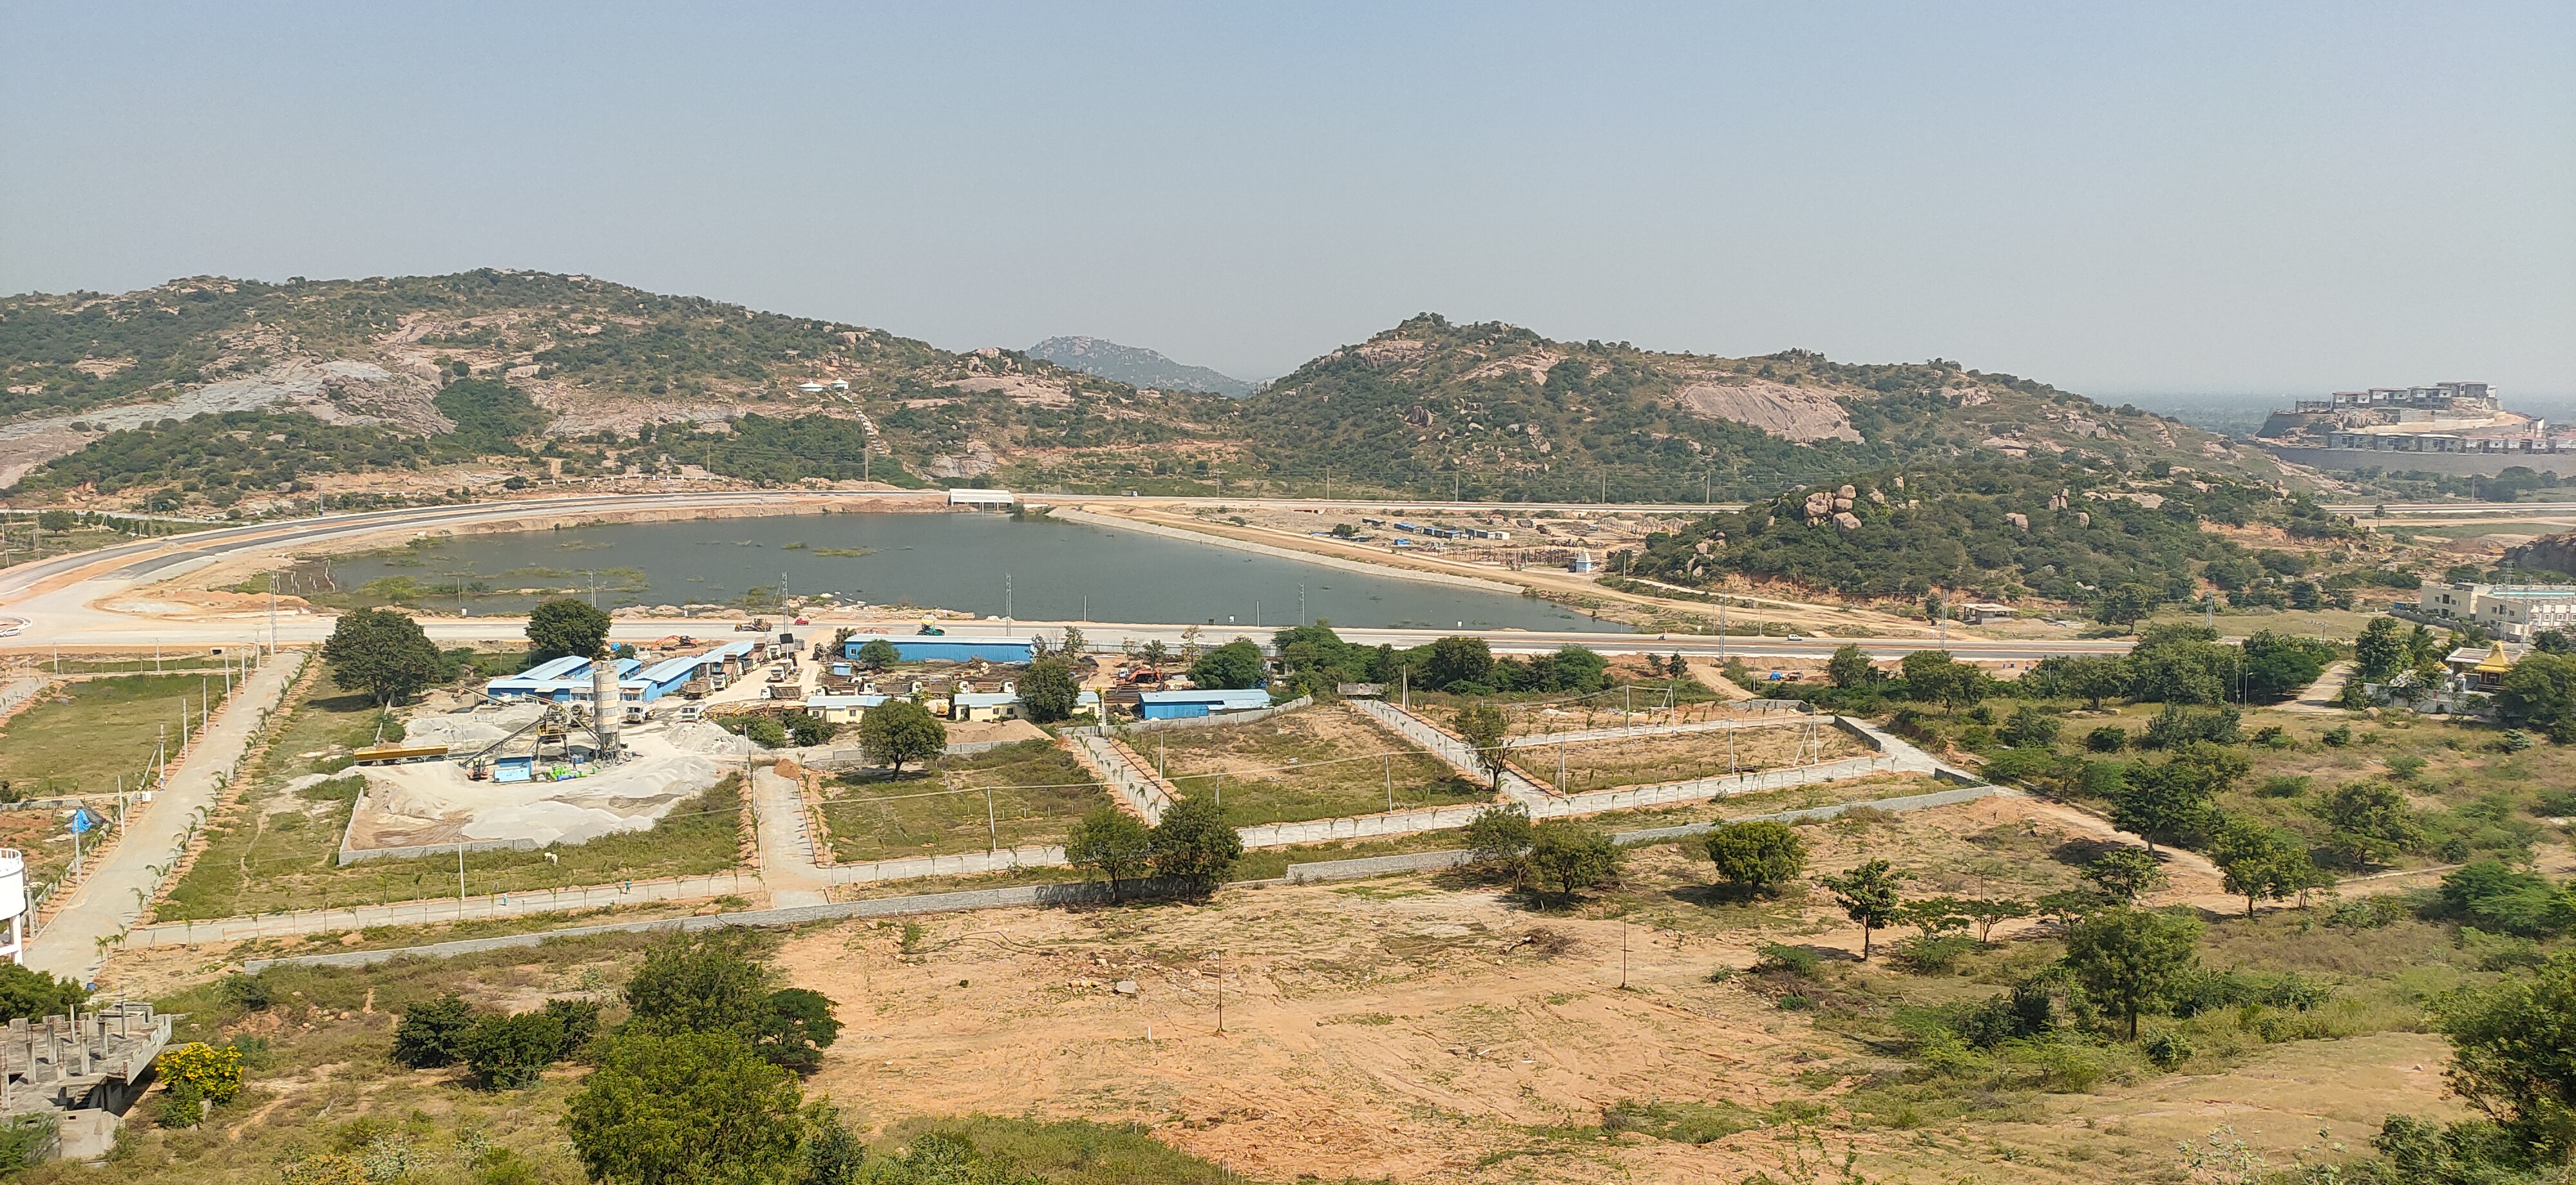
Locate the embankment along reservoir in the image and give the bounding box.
[327,511,1626,632]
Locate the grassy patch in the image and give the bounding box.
[823,739,1106,862]
[1144,703,1482,827]
[869,1115,1245,1184]
[1528,723,1863,793]
[222,900,714,960]
[160,769,746,921]
[0,673,214,799]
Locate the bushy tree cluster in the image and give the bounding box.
[562,933,851,1185]
[391,992,601,1089]
[1065,793,1245,898]
[1631,457,2311,604]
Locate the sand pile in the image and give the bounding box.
[665,720,761,756]
[402,705,546,749]
[346,752,725,851]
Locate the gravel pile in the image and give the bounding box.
[664,720,761,756]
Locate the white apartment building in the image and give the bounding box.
[2418,582,2576,641]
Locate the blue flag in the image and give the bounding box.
[67,809,92,835]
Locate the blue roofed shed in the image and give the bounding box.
[842,635,1036,664]
[1135,688,1273,719]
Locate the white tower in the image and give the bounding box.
[591,653,621,761]
[0,848,26,965]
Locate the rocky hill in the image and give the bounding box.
[1026,336,1254,397]
[1,273,2275,511]
[1217,315,2270,502]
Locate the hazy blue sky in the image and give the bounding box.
[4,3,2570,397]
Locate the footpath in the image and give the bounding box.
[30,650,307,982]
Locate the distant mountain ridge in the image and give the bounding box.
[1,272,2271,513]
[1027,336,1254,397]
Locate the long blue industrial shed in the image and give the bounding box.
[842,635,1036,663]
[1135,688,1274,719]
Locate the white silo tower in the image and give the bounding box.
[0,848,26,965]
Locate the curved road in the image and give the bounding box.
[1,489,2135,661]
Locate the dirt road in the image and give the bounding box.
[752,766,829,907]
[28,650,307,983]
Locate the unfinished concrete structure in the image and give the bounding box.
[1,1002,172,1160]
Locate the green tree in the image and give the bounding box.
[622,932,768,1037]
[1455,703,1512,790]
[854,638,900,672]
[1425,636,1495,690]
[1826,644,1875,689]
[1899,650,1982,714]
[1701,820,1808,897]
[2317,779,2424,867]
[1962,897,2035,943]
[858,699,947,775]
[2113,742,2244,853]
[321,607,443,707]
[460,1009,569,1090]
[1148,793,1242,889]
[2002,705,2061,748]
[752,988,841,1074]
[1187,639,1265,690]
[527,598,612,663]
[0,963,87,1023]
[2239,630,2334,703]
[1900,895,1973,938]
[1461,803,1533,875]
[1066,805,1153,898]
[2354,616,2408,682]
[1523,821,1618,907]
[2210,822,2324,916]
[2094,583,2158,632]
[564,1030,808,1185]
[799,1111,866,1185]
[2429,951,2576,1160]
[1018,657,1081,723]
[2082,848,2167,904]
[2063,905,2203,1040]
[2497,653,2576,743]
[2032,654,2133,710]
[1819,859,1907,960]
[390,993,477,1068]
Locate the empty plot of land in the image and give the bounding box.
[0,673,207,799]
[1416,692,1779,741]
[1517,721,1862,793]
[1147,701,1485,827]
[822,739,1106,863]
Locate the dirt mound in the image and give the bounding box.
[665,720,759,756]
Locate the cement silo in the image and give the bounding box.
[591,652,621,761]
[0,848,25,966]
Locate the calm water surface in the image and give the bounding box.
[335,511,1626,632]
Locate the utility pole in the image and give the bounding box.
[1005,573,1013,624]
